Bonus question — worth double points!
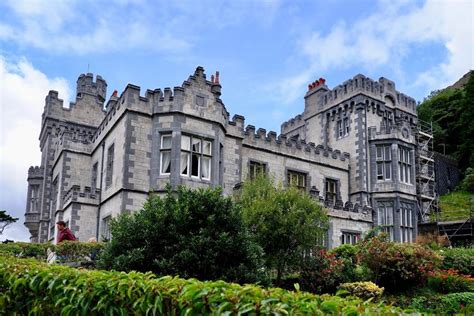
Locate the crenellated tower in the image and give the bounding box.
[25,73,107,242]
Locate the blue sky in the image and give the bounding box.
[0,0,473,241]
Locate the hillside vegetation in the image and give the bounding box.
[417,71,474,180]
[435,191,474,221]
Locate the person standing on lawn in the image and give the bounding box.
[56,221,77,243]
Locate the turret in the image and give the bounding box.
[76,73,107,103]
[304,77,329,113]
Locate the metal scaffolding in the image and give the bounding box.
[415,120,438,222]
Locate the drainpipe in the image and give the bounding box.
[95,141,105,240]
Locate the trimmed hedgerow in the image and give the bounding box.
[0,241,104,263]
[0,256,407,315]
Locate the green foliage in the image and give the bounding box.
[460,168,474,192]
[329,244,359,283]
[236,175,329,281]
[0,256,410,315]
[299,250,345,294]
[98,186,264,284]
[338,282,384,300]
[427,269,474,293]
[0,241,49,259]
[410,292,474,315]
[0,241,104,265]
[0,210,18,234]
[436,191,474,221]
[417,72,474,177]
[439,247,474,276]
[357,236,441,291]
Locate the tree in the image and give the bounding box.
[98,186,265,284]
[417,72,474,178]
[0,210,18,235]
[235,175,329,282]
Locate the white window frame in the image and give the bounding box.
[398,146,413,184]
[377,201,394,241]
[181,135,212,181]
[160,134,172,175]
[101,216,112,241]
[376,145,392,181]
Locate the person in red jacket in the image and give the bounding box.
[56,221,77,243]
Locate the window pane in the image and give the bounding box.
[180,152,189,175]
[192,138,201,153]
[385,146,391,160]
[161,151,171,174]
[377,163,383,179]
[181,135,190,150]
[203,141,212,155]
[376,146,383,159]
[385,162,391,179]
[162,135,172,149]
[202,156,211,179]
[191,154,200,177]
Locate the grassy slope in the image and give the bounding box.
[435,191,474,221]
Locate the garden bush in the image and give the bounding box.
[329,244,359,283]
[0,241,49,259]
[98,186,265,284]
[439,247,474,276]
[0,256,408,315]
[409,292,474,315]
[338,282,384,300]
[427,269,474,293]
[0,241,103,264]
[299,250,345,294]
[357,235,441,291]
[236,175,329,282]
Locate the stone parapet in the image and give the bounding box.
[63,185,100,207]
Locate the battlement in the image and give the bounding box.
[92,67,229,144]
[281,74,417,135]
[42,74,107,130]
[242,124,350,163]
[312,74,417,113]
[76,73,107,102]
[27,166,44,179]
[63,185,100,206]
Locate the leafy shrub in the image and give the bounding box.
[410,292,474,315]
[99,186,265,284]
[439,247,474,276]
[338,282,384,300]
[416,233,450,250]
[0,256,409,315]
[236,175,329,282]
[357,235,441,291]
[299,250,345,294]
[428,269,474,293]
[0,241,104,265]
[330,244,358,283]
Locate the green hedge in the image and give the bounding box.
[439,247,474,276]
[0,241,103,263]
[0,256,407,315]
[409,292,474,315]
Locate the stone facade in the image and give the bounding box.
[25,67,419,247]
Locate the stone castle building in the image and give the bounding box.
[25,67,425,247]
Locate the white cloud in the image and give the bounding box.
[0,56,70,242]
[0,0,282,55]
[278,0,474,103]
